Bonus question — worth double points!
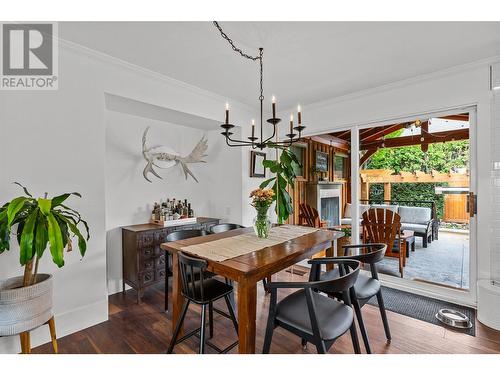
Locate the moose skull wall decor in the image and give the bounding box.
[141,127,208,183]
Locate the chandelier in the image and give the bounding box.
[214,21,305,149]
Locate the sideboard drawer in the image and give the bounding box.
[140,246,155,259]
[139,270,155,286]
[141,258,155,271]
[138,233,154,247]
[155,254,166,269]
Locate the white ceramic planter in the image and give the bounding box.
[0,274,53,336]
[477,279,500,331]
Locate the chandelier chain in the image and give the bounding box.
[214,21,304,149]
[213,21,264,102]
[213,21,261,61]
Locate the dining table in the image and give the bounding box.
[160,225,344,354]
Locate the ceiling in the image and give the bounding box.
[60,22,500,109]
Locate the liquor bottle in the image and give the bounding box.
[188,203,194,218]
[152,202,158,221]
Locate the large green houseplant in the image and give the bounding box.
[260,146,301,224]
[0,183,89,340]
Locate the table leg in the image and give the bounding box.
[399,241,405,277]
[325,239,337,271]
[237,279,257,354]
[171,252,185,335]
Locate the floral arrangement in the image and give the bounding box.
[250,188,274,208]
[249,188,274,238]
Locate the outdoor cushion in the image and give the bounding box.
[343,203,370,218]
[340,218,363,226]
[340,217,352,225]
[401,222,428,234]
[371,204,399,213]
[398,206,431,225]
[275,289,353,340]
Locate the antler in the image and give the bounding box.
[177,136,208,182]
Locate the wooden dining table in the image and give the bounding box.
[160,226,343,354]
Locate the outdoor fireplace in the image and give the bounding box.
[306,182,342,227]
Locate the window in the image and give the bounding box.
[290,144,306,178]
[334,154,347,179]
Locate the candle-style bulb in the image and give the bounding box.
[225,102,229,110]
[251,119,255,125]
[272,96,276,104]
[290,114,294,122]
[225,102,229,124]
[272,96,277,118]
[297,105,302,124]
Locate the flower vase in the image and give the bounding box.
[253,208,271,239]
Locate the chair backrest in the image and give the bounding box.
[361,208,401,253]
[308,259,361,295]
[177,252,209,302]
[338,243,387,265]
[299,203,322,228]
[165,229,208,242]
[210,223,244,234]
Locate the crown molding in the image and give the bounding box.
[56,35,254,114]
[302,54,500,112]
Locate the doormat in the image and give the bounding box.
[367,286,476,336]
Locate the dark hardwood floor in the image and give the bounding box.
[33,270,500,354]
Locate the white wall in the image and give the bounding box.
[105,111,242,294]
[0,38,249,353]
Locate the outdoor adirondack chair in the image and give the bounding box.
[362,208,404,277]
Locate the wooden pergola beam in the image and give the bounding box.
[309,135,350,151]
[440,114,469,122]
[359,149,377,166]
[360,128,469,151]
[421,121,429,152]
[360,169,470,184]
[362,123,405,143]
[330,130,351,141]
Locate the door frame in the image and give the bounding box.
[301,104,478,306]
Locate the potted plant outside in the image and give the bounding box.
[0,183,89,351]
[338,226,352,250]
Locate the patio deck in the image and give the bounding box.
[376,230,469,289]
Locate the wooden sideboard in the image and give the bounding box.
[121,217,220,303]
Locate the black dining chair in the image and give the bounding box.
[164,229,209,313]
[167,252,238,354]
[313,243,389,354]
[262,259,362,354]
[209,223,244,234]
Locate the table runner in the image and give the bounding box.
[181,225,320,262]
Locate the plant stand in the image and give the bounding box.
[19,316,58,354]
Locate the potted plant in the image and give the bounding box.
[260,147,301,224]
[0,182,89,346]
[338,226,352,250]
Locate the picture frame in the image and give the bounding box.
[315,150,329,172]
[250,151,266,178]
